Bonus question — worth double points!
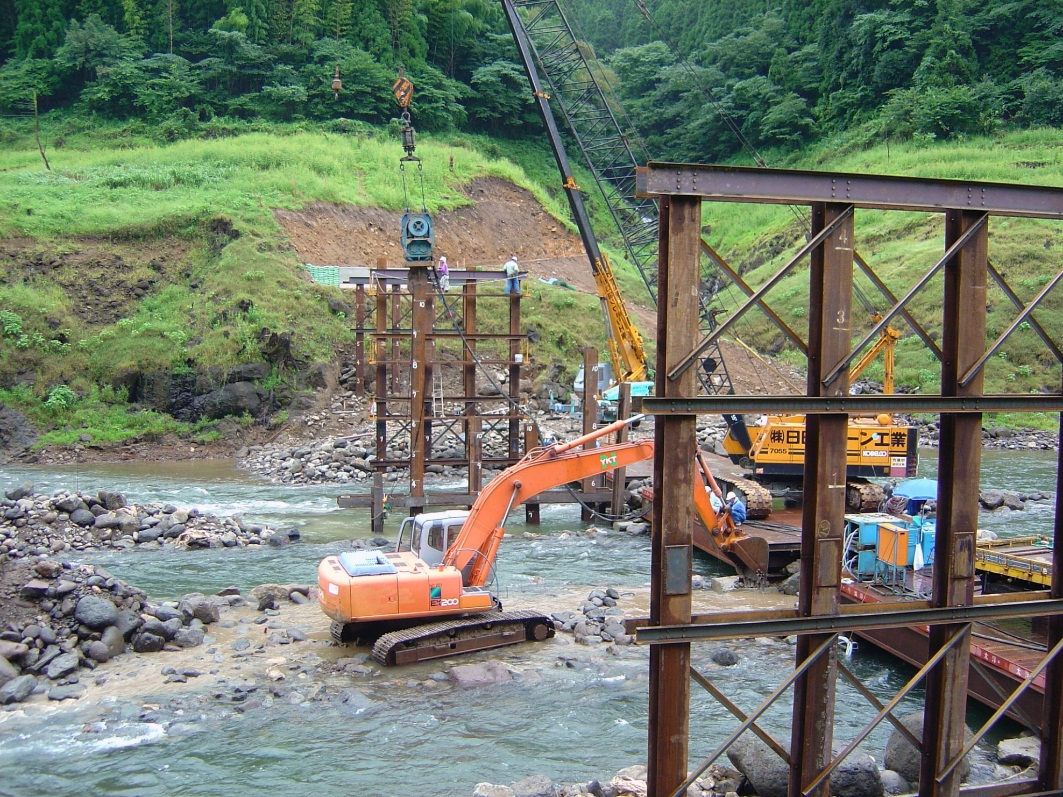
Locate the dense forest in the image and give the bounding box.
[1,0,1061,161]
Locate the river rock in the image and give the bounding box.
[85,640,112,663]
[997,735,1040,768]
[448,661,514,688]
[5,481,34,500]
[473,785,515,797]
[0,640,28,660]
[884,712,971,785]
[44,652,80,680]
[47,683,86,701]
[97,490,127,510]
[879,770,908,795]
[726,736,788,797]
[0,655,20,685]
[710,648,739,667]
[74,595,119,630]
[133,632,165,653]
[180,594,221,624]
[0,673,37,704]
[174,627,205,648]
[511,774,557,797]
[832,750,883,797]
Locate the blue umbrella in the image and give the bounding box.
[893,478,937,501]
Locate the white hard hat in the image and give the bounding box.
[726,492,737,502]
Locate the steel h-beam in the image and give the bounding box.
[647,197,699,796]
[790,203,853,797]
[409,267,433,515]
[1044,402,1063,788]
[920,211,986,796]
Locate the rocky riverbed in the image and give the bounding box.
[0,507,1044,796]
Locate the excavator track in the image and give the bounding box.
[725,477,775,520]
[371,609,555,666]
[846,480,885,513]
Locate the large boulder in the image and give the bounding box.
[74,595,119,630]
[448,661,514,688]
[884,712,971,785]
[192,381,268,420]
[0,674,38,704]
[727,736,788,797]
[729,736,882,797]
[5,481,34,500]
[0,655,20,686]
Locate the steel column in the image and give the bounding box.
[464,277,483,495]
[790,203,853,797]
[408,268,433,515]
[647,196,699,797]
[354,284,366,396]
[1040,396,1063,788]
[375,283,388,474]
[921,210,987,796]
[509,293,522,461]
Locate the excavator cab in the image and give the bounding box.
[396,510,470,566]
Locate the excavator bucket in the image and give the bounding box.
[725,534,770,579]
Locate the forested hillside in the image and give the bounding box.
[1,0,1061,159]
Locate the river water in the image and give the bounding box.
[0,447,1054,795]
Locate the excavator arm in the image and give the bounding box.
[446,415,654,586]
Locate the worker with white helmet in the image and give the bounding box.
[726,491,747,525]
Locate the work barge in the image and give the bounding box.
[633,163,1063,797]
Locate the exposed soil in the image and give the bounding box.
[272,175,801,397]
[0,237,195,328]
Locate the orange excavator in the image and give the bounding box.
[318,416,766,665]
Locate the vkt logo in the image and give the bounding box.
[599,452,618,469]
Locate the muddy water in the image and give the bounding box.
[0,448,1046,795]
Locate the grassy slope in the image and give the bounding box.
[0,117,647,444]
[0,116,1060,442]
[702,129,1063,428]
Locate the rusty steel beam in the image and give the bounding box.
[790,203,853,797]
[669,207,853,381]
[635,597,1063,642]
[699,237,808,354]
[1041,403,1063,789]
[921,210,987,797]
[641,394,1063,415]
[464,279,483,495]
[408,267,433,514]
[635,163,1063,218]
[647,196,699,797]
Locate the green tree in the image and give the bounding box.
[466,58,535,132]
[304,39,393,121]
[292,0,321,46]
[13,0,67,58]
[121,0,148,42]
[55,14,133,79]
